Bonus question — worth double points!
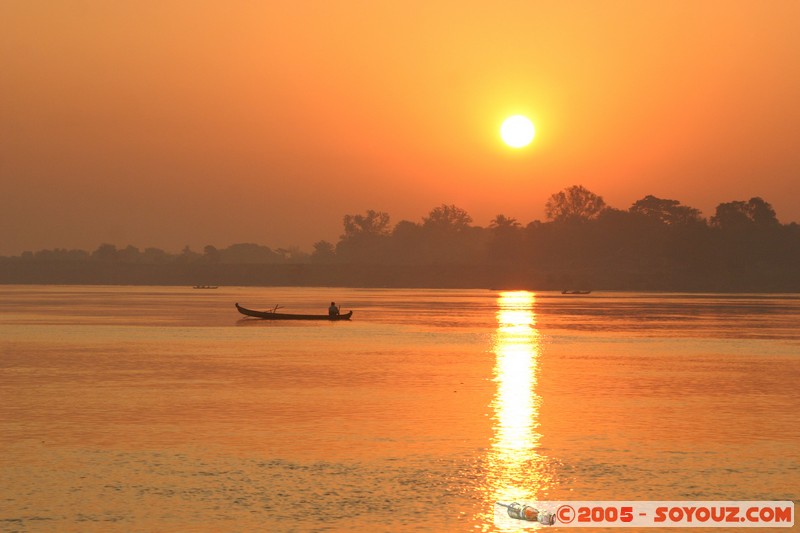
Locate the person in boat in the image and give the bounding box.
[328,302,340,317]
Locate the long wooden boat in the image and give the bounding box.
[561,290,591,295]
[235,303,353,321]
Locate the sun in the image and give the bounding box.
[500,115,535,148]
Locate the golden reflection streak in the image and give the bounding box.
[488,291,549,509]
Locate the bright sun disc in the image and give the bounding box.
[501,115,535,148]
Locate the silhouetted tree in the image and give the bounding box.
[630,195,703,225]
[489,214,521,231]
[422,204,472,232]
[711,197,779,229]
[176,245,200,264]
[311,240,336,263]
[545,185,606,222]
[92,243,118,262]
[338,210,392,262]
[416,205,482,266]
[486,214,524,265]
[203,245,221,263]
[706,197,785,290]
[342,210,391,239]
[392,220,422,238]
[381,220,422,264]
[117,245,141,263]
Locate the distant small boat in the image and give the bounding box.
[193,285,219,289]
[235,303,353,321]
[561,290,591,295]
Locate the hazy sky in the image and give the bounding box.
[2,1,799,255]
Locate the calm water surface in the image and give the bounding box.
[1,286,798,532]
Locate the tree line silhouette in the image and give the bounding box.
[2,186,798,291]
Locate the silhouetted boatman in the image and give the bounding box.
[328,302,340,317]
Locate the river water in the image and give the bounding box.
[1,286,798,531]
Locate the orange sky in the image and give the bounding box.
[2,1,799,255]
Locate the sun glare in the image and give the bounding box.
[500,115,535,148]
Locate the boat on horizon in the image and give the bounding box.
[235,303,353,321]
[561,290,592,295]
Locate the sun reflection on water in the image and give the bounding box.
[487,291,550,511]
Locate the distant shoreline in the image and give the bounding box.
[4,197,798,293]
[1,262,797,293]
[2,283,797,295]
